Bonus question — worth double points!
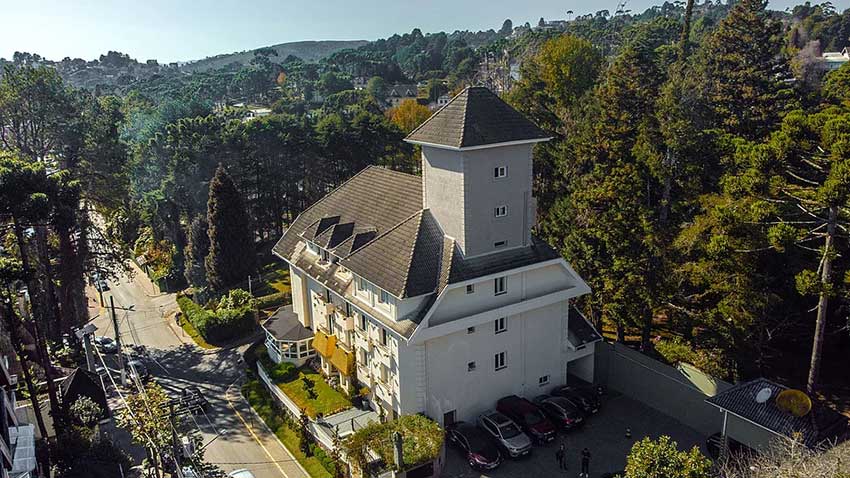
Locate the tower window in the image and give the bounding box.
[494,205,508,217]
[494,276,507,296]
[494,166,507,178]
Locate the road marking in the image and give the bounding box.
[225,383,294,478]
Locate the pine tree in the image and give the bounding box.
[695,0,793,140]
[184,215,210,288]
[205,164,255,292]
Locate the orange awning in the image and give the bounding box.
[331,346,355,376]
[313,330,337,358]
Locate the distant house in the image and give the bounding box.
[385,84,418,108]
[428,94,451,111]
[706,378,849,453]
[59,368,109,421]
[819,48,849,72]
[352,77,368,90]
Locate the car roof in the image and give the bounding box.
[483,411,512,425]
[228,470,256,478]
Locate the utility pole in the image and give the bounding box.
[169,404,185,478]
[110,296,126,386]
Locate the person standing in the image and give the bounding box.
[555,442,567,471]
[581,447,591,477]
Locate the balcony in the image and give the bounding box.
[335,312,354,332]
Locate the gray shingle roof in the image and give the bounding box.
[705,378,849,448]
[405,86,550,149]
[263,305,314,341]
[273,165,571,338]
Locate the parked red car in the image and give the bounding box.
[496,395,556,444]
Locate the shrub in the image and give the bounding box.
[177,295,255,344]
[310,443,338,476]
[654,337,728,378]
[256,292,291,310]
[344,414,443,473]
[624,435,711,478]
[219,288,254,309]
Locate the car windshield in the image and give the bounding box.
[523,410,543,425]
[499,422,522,438]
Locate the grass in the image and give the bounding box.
[279,370,352,418]
[177,314,216,349]
[242,380,333,478]
[250,262,291,297]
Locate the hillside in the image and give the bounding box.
[180,40,368,72]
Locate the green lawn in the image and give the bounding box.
[242,380,333,478]
[279,370,352,418]
[246,263,291,297]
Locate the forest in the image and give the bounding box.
[1,1,850,473]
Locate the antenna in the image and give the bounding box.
[755,387,773,404]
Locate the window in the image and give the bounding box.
[494,205,508,217]
[359,349,369,365]
[495,317,507,334]
[494,240,506,248]
[467,361,476,372]
[467,326,475,334]
[321,249,330,262]
[466,284,475,294]
[494,166,507,178]
[381,328,388,346]
[494,276,507,296]
[356,277,367,295]
[358,314,367,331]
[494,351,506,371]
[538,375,550,386]
[379,289,390,305]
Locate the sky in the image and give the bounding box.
[2,0,849,63]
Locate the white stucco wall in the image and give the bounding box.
[428,261,575,326]
[423,301,569,424]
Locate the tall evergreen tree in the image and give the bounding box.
[184,215,210,288]
[205,164,255,292]
[694,0,793,140]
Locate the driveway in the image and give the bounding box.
[90,263,307,478]
[442,392,707,478]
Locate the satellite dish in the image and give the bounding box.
[776,389,812,417]
[755,387,773,404]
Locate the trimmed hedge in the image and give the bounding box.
[177,295,255,344]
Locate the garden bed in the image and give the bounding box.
[279,370,352,419]
[242,379,335,478]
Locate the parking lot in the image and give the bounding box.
[442,391,708,478]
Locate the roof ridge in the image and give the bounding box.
[405,86,468,141]
[341,209,424,261]
[399,210,427,296]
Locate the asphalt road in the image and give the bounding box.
[90,264,307,478]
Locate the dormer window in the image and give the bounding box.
[494,166,507,179]
[321,249,330,262]
[307,242,320,255]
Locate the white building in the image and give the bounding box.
[820,48,850,72]
[385,84,418,108]
[272,86,601,425]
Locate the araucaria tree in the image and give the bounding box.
[205,164,256,292]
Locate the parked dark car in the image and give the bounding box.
[533,394,585,430]
[550,384,600,415]
[446,421,502,471]
[477,411,533,458]
[496,395,557,444]
[93,335,118,354]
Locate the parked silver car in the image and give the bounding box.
[477,411,532,458]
